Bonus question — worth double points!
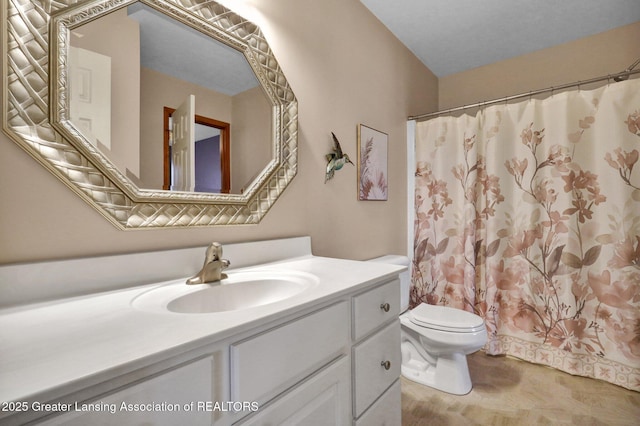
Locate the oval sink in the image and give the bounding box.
[132,271,317,314]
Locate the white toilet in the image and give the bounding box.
[368,255,487,395]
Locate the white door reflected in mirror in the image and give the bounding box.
[170,95,195,192]
[69,46,112,150]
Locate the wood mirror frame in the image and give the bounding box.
[1,0,297,229]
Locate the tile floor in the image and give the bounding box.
[401,352,640,425]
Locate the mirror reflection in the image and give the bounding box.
[68,2,272,194]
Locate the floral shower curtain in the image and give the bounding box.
[412,79,640,391]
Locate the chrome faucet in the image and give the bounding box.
[186,242,230,285]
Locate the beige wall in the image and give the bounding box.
[0,0,437,264]
[439,22,640,110]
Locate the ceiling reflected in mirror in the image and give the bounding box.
[128,3,259,96]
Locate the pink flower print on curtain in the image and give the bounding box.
[412,79,640,391]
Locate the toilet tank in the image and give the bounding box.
[366,255,410,312]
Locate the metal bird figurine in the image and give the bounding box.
[325,132,354,182]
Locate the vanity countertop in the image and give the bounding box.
[0,254,403,405]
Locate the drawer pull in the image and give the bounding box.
[380,303,390,312]
[380,360,391,370]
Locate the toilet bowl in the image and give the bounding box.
[400,303,487,395]
[367,255,487,395]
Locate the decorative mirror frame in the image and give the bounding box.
[1,0,297,229]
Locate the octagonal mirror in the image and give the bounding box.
[2,0,298,228]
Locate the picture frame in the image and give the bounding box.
[357,124,388,201]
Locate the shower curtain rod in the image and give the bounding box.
[408,65,640,122]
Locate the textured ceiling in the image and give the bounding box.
[360,0,640,77]
[127,3,258,96]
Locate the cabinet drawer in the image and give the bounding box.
[231,301,349,404]
[355,379,401,426]
[353,320,401,417]
[352,279,399,340]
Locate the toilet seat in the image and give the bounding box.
[409,303,485,333]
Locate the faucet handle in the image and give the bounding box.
[205,242,223,262]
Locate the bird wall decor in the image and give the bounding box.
[325,132,354,183]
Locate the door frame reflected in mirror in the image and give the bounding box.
[163,107,231,194]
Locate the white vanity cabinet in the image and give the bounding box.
[235,279,402,426]
[1,242,405,426]
[25,279,402,426]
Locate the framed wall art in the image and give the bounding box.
[357,124,388,201]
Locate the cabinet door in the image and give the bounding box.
[238,356,351,426]
[38,356,214,426]
[355,380,401,426]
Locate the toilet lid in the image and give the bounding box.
[410,303,485,332]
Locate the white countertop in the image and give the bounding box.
[0,254,403,405]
